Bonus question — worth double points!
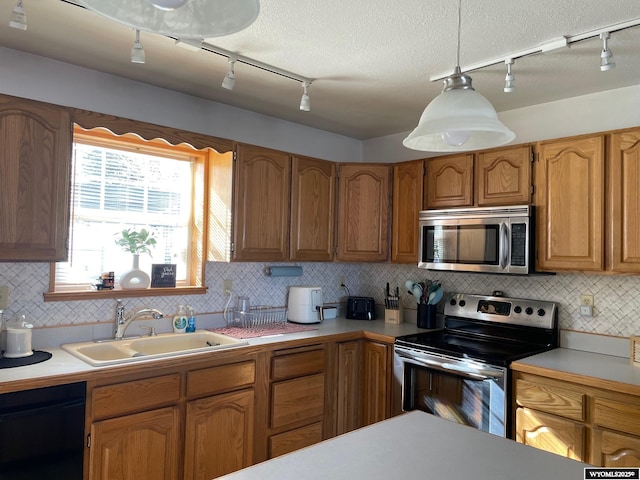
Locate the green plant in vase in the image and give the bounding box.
[114,228,157,289]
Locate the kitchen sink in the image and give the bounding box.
[62,331,248,366]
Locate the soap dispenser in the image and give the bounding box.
[173,305,187,333]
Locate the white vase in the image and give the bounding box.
[120,254,150,289]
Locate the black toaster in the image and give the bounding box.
[346,296,377,320]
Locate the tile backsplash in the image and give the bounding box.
[1,261,639,339]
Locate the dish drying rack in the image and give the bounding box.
[229,306,288,329]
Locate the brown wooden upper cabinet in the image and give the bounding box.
[425,153,474,208]
[392,159,424,263]
[233,144,291,261]
[336,164,391,262]
[0,95,72,261]
[475,145,532,206]
[425,145,532,209]
[231,145,336,262]
[290,155,336,262]
[535,134,605,272]
[608,128,640,273]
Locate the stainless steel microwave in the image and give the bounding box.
[418,205,534,274]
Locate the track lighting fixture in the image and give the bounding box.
[9,0,26,30]
[299,81,311,112]
[504,58,515,93]
[130,29,145,64]
[600,32,615,71]
[221,57,236,90]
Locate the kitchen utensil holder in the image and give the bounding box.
[417,304,437,329]
[385,304,403,325]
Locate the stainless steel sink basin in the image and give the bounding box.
[62,331,248,366]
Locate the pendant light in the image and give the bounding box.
[403,0,515,152]
[77,0,260,38]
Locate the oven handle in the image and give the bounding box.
[395,350,503,381]
[500,222,509,269]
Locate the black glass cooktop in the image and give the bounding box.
[395,330,554,367]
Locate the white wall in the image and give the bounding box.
[363,84,640,163]
[0,47,361,163]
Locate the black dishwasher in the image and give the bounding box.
[0,382,86,480]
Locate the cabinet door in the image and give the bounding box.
[609,129,640,273]
[184,389,255,480]
[89,406,180,480]
[535,135,605,271]
[425,154,473,208]
[233,144,291,261]
[336,164,390,262]
[515,407,585,462]
[476,145,532,206]
[592,429,640,467]
[392,160,424,263]
[361,341,391,426]
[290,156,336,261]
[336,341,362,435]
[0,95,72,261]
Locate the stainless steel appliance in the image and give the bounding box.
[393,292,558,438]
[418,205,535,274]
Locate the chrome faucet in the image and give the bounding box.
[114,299,164,340]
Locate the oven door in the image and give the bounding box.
[394,346,507,437]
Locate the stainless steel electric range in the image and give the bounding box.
[393,292,558,438]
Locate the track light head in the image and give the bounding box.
[504,58,515,93]
[9,1,27,30]
[599,32,615,72]
[222,57,236,90]
[299,81,311,112]
[131,29,146,64]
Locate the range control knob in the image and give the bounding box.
[525,307,534,315]
[537,308,546,317]
[459,300,466,307]
[514,306,522,314]
[449,299,457,306]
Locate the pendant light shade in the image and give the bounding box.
[403,68,515,152]
[404,0,515,152]
[77,0,260,38]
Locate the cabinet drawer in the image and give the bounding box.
[269,422,323,458]
[594,398,640,436]
[271,374,325,429]
[515,379,585,421]
[92,374,180,420]
[186,361,256,398]
[272,347,325,381]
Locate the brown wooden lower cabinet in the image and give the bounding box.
[514,370,640,467]
[515,407,585,461]
[184,389,255,480]
[89,406,181,480]
[269,422,323,458]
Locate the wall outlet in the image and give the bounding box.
[580,294,594,307]
[338,276,345,287]
[579,305,593,317]
[0,286,9,310]
[223,279,233,295]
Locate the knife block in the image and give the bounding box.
[385,305,403,325]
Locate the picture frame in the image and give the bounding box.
[151,264,177,288]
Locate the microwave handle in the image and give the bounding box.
[500,223,509,269]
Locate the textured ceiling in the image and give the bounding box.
[0,0,639,139]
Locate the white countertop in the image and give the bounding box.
[218,410,587,480]
[513,347,640,387]
[0,317,425,390]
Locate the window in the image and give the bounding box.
[52,126,208,293]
